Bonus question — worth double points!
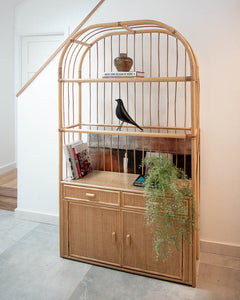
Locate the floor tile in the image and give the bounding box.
[198,262,240,290]
[0,210,39,254]
[69,265,211,300]
[197,281,240,300]
[0,223,91,300]
[0,209,14,216]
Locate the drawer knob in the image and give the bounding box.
[126,234,131,247]
[86,193,96,198]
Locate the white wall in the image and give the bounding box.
[16,0,240,246]
[15,0,101,217]
[17,55,59,216]
[0,0,22,174]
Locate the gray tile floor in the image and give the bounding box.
[0,209,239,300]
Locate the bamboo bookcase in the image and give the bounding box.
[58,20,200,286]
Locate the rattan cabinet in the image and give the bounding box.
[58,20,200,286]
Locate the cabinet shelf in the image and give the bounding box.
[62,170,144,193]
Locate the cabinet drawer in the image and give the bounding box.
[122,192,146,209]
[63,185,120,206]
[122,192,188,215]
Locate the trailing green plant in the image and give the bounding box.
[143,155,198,262]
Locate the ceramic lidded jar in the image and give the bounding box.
[114,53,133,72]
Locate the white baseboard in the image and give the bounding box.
[200,240,240,258]
[0,162,16,175]
[14,208,59,226]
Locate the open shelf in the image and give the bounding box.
[59,123,193,139]
[59,76,193,83]
[62,170,144,193]
[60,127,193,139]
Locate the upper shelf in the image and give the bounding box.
[59,123,195,139]
[59,76,194,83]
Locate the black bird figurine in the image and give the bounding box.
[115,98,143,131]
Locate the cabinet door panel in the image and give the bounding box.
[69,203,120,265]
[122,211,184,279]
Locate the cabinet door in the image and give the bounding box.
[69,202,121,266]
[122,210,186,280]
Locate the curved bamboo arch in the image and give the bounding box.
[59,20,199,81]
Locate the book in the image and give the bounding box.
[71,140,84,178]
[64,144,80,179]
[102,71,144,78]
[72,147,82,178]
[64,140,92,179]
[75,143,92,177]
[63,145,75,179]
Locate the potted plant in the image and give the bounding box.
[143,155,198,262]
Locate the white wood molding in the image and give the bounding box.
[200,240,240,258]
[14,208,59,225]
[0,162,16,175]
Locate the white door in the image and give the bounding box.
[21,34,64,86]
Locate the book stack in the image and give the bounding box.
[102,71,144,78]
[64,140,92,179]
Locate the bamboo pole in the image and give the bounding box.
[121,24,135,33]
[89,48,92,156]
[167,35,169,128]
[63,122,191,131]
[191,136,198,287]
[103,38,106,171]
[126,34,129,173]
[134,34,136,173]
[175,38,179,130]
[158,33,161,157]
[110,36,113,172]
[58,75,64,256]
[17,0,105,97]
[184,49,187,128]
[175,38,179,167]
[59,76,193,83]
[158,32,160,129]
[60,128,192,139]
[70,39,92,47]
[71,20,176,41]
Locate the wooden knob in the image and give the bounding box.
[126,234,131,247]
[112,232,116,243]
[86,193,96,198]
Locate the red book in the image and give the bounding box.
[72,147,82,178]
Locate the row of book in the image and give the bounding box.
[102,71,144,78]
[64,140,92,179]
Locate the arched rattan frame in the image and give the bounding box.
[58,20,200,285]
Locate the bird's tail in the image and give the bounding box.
[136,124,143,131]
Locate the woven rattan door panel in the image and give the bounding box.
[68,202,121,266]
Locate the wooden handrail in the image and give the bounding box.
[16,0,105,97]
